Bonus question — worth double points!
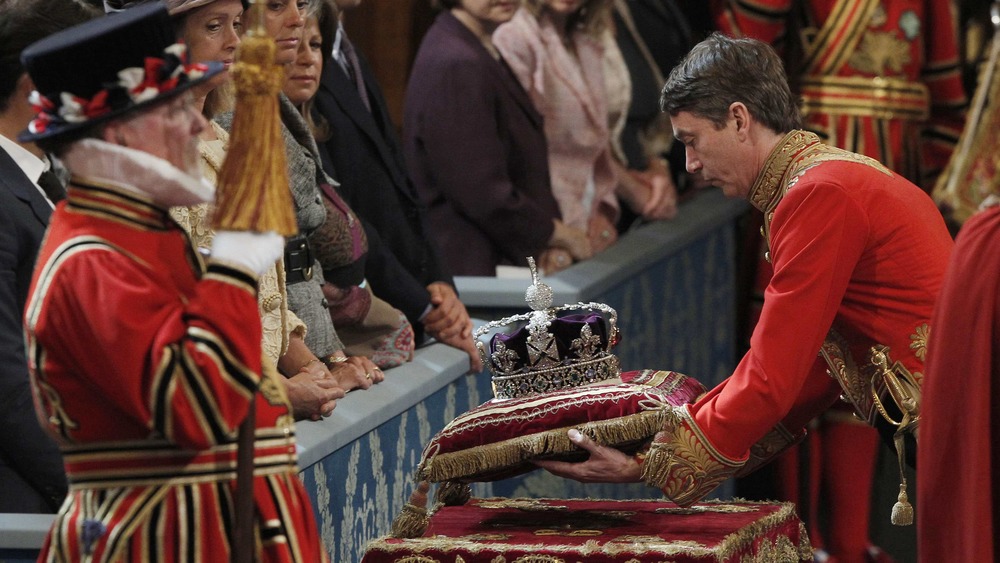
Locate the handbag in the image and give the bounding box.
[334,284,415,369]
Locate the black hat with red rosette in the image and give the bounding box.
[18,1,222,142]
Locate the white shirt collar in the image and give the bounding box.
[332,23,345,61]
[0,133,55,208]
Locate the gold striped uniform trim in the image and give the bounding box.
[204,261,259,295]
[178,352,234,444]
[803,0,880,76]
[64,455,299,490]
[65,177,172,231]
[25,236,149,332]
[800,75,930,120]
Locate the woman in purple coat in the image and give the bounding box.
[403,0,591,276]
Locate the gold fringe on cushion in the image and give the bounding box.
[390,480,430,538]
[435,481,471,506]
[211,1,297,236]
[420,409,671,483]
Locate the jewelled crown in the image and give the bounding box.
[475,258,621,400]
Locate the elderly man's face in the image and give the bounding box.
[116,91,206,175]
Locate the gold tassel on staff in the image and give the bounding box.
[212,0,298,235]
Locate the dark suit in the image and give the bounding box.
[403,12,560,276]
[313,34,447,330]
[0,147,67,513]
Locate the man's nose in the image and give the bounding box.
[685,148,701,174]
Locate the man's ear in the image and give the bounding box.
[729,102,751,139]
[16,74,35,99]
[101,121,128,147]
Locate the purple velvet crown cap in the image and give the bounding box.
[489,312,613,373]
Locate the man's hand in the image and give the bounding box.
[435,326,484,374]
[423,282,483,373]
[533,429,643,483]
[282,371,345,421]
[423,282,467,340]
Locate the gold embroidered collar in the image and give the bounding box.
[747,130,822,213]
[748,130,891,249]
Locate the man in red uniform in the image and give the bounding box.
[711,3,966,560]
[20,4,326,561]
[537,32,952,540]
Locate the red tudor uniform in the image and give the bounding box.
[24,182,325,562]
[641,131,953,503]
[712,0,966,188]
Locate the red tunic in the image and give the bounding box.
[692,131,953,460]
[712,0,966,188]
[918,203,1000,562]
[24,181,326,562]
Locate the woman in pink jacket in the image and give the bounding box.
[495,0,620,256]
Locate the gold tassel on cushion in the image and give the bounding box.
[435,480,471,506]
[211,0,297,236]
[390,479,430,538]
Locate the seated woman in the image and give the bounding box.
[282,0,414,369]
[493,0,621,260]
[403,0,592,276]
[161,0,377,420]
[215,0,386,391]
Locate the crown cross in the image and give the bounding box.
[527,333,560,367]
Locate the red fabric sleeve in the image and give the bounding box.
[693,182,869,459]
[32,247,262,450]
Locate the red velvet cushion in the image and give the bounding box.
[418,369,706,483]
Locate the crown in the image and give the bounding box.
[475,258,621,400]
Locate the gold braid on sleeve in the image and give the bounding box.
[734,422,806,478]
[640,405,747,506]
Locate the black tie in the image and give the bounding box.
[37,169,65,203]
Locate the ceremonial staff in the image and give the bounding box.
[933,2,1000,224]
[211,0,298,560]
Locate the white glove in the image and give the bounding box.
[210,230,284,276]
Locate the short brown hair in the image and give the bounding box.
[660,33,801,133]
[0,0,100,112]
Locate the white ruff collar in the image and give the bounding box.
[61,138,215,207]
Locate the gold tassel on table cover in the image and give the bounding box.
[212,15,297,236]
[390,479,431,539]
